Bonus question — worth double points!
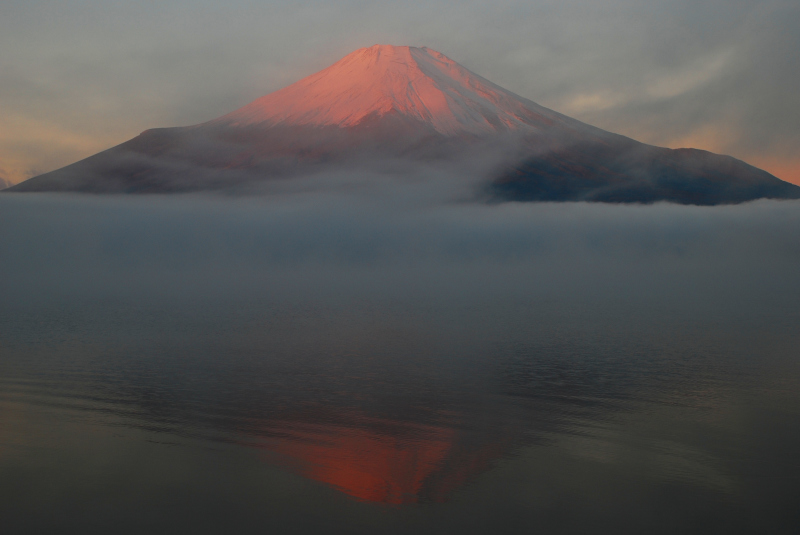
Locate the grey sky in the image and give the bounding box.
[1,0,798,184]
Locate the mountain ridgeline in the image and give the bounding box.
[7,45,800,204]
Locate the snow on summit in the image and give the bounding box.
[214,45,564,136]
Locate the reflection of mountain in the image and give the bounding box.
[258,414,457,504]
[7,45,800,204]
[3,333,741,505]
[0,297,758,505]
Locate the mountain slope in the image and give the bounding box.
[211,45,577,136]
[7,45,800,203]
[492,138,800,205]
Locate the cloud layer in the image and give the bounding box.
[2,191,799,319]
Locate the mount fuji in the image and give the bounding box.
[7,45,800,204]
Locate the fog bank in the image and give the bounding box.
[0,192,797,325]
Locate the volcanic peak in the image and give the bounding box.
[213,45,561,136]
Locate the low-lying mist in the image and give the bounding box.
[2,181,799,329]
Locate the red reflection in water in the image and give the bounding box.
[272,421,452,503]
[254,411,506,504]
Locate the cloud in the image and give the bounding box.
[1,188,798,315]
[0,173,12,191]
[643,49,735,101]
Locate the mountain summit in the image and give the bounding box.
[7,45,800,204]
[214,45,566,136]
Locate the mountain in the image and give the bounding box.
[7,45,800,204]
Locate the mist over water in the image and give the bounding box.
[1,188,799,533]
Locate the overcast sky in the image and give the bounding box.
[1,0,798,185]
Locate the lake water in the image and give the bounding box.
[1,194,799,534]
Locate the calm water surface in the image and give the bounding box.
[1,195,799,534]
